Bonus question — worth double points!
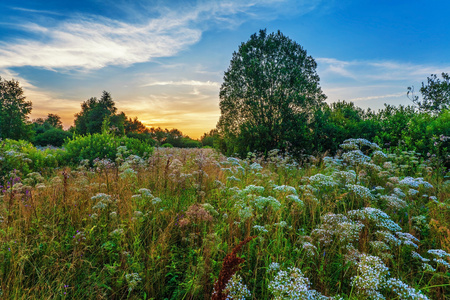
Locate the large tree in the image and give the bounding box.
[74,91,122,135]
[217,29,326,157]
[0,77,33,140]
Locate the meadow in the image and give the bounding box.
[0,138,449,299]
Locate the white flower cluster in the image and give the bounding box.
[268,262,281,271]
[253,225,268,233]
[91,193,113,210]
[286,194,304,207]
[302,242,317,257]
[311,213,364,247]
[342,150,371,166]
[372,150,388,162]
[346,184,375,201]
[385,278,429,300]
[125,272,142,292]
[393,187,406,198]
[309,174,338,189]
[395,232,420,249]
[332,170,357,185]
[253,196,281,211]
[249,162,263,172]
[132,188,161,205]
[348,207,402,232]
[323,156,343,169]
[380,195,408,210]
[242,185,265,195]
[427,249,450,269]
[225,274,251,300]
[376,231,401,247]
[399,177,433,189]
[340,138,381,151]
[351,254,389,299]
[269,267,329,300]
[274,185,297,194]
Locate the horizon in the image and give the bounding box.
[1,0,449,138]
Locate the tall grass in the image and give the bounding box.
[0,140,449,299]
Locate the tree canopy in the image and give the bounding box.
[217,29,326,157]
[74,91,124,135]
[0,77,33,140]
[408,72,450,113]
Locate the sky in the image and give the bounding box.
[1,0,449,138]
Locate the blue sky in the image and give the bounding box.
[1,0,449,137]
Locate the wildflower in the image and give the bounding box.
[342,150,371,166]
[286,194,304,207]
[224,274,251,300]
[268,267,328,299]
[385,278,429,300]
[273,185,297,194]
[348,207,402,232]
[346,184,375,201]
[309,174,337,189]
[380,195,408,210]
[253,225,268,233]
[253,196,281,211]
[351,254,389,299]
[268,262,280,271]
[109,228,124,238]
[125,273,142,292]
[242,185,265,195]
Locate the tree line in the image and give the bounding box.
[0,83,205,148]
[0,29,449,167]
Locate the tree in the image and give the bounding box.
[408,73,450,113]
[45,113,63,129]
[74,91,122,135]
[217,29,326,157]
[0,77,33,140]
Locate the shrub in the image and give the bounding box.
[0,138,64,180]
[162,143,173,148]
[64,132,153,164]
[34,128,73,147]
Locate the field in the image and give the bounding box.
[1,139,449,299]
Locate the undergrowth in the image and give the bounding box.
[0,139,449,299]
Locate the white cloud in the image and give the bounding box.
[0,15,202,70]
[142,80,220,87]
[0,0,307,72]
[317,57,450,110]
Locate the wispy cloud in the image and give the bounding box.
[317,57,450,109]
[0,0,307,72]
[348,92,405,102]
[0,15,202,70]
[142,80,220,87]
[10,6,63,15]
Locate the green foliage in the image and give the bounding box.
[0,77,33,140]
[162,143,173,148]
[217,29,326,157]
[34,128,73,147]
[74,91,124,135]
[409,73,450,113]
[0,146,448,299]
[0,139,64,179]
[63,131,153,164]
[126,132,156,146]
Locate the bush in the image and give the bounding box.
[161,143,173,148]
[34,128,73,147]
[126,132,156,146]
[64,132,153,165]
[0,139,64,180]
